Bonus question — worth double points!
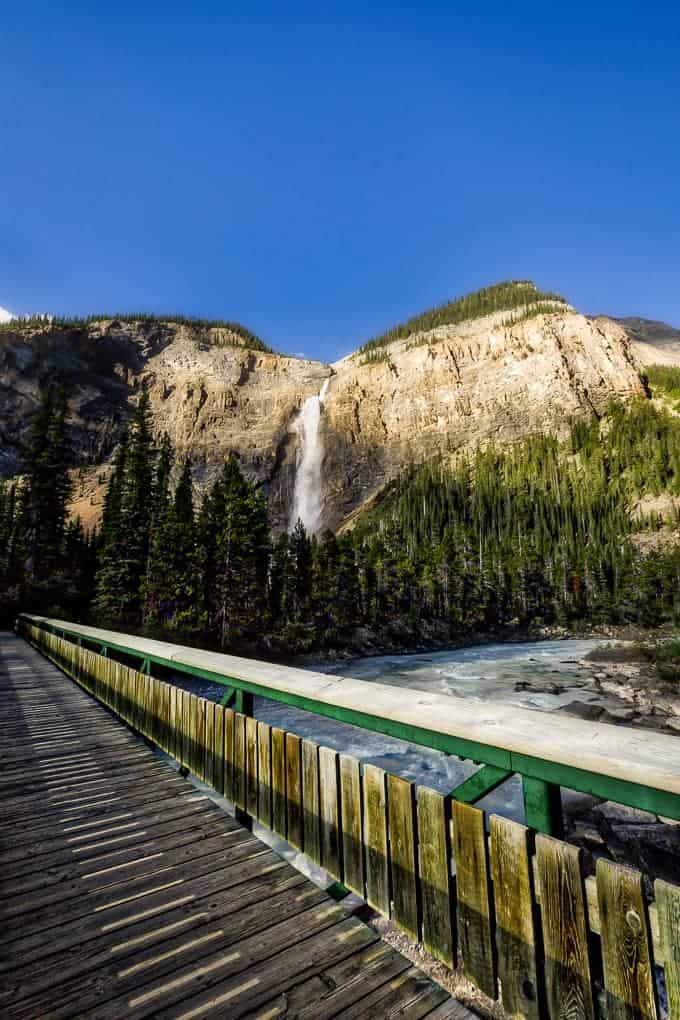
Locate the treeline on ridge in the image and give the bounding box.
[358,280,568,357]
[0,313,273,353]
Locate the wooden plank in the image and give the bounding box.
[149,676,159,744]
[213,704,225,794]
[318,746,341,881]
[536,833,594,1020]
[224,707,234,801]
[204,701,215,788]
[452,799,496,999]
[257,722,272,829]
[286,732,303,850]
[271,727,287,839]
[417,785,455,968]
[181,689,192,769]
[246,716,259,818]
[302,739,321,864]
[489,814,539,1020]
[583,877,664,967]
[233,711,247,812]
[339,753,364,898]
[655,879,680,1020]
[363,763,390,916]
[597,858,658,1020]
[196,696,207,780]
[387,773,419,942]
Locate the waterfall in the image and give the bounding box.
[290,377,330,535]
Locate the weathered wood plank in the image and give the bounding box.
[233,711,247,812]
[489,814,539,1020]
[339,753,364,898]
[257,722,272,829]
[452,799,496,999]
[655,879,680,1020]
[245,715,259,818]
[271,727,287,839]
[181,689,191,769]
[536,833,594,1020]
[302,738,321,864]
[318,746,341,880]
[387,773,419,942]
[204,701,215,787]
[213,704,225,794]
[417,785,455,968]
[224,707,235,801]
[286,732,303,850]
[363,763,390,916]
[597,858,658,1020]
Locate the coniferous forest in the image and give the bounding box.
[1,382,680,656]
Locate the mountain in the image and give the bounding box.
[0,285,646,532]
[612,317,680,367]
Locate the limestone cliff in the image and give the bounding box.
[0,307,645,531]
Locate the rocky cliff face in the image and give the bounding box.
[612,317,680,367]
[0,309,645,531]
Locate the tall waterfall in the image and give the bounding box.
[291,377,330,535]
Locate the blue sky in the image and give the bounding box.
[1,3,679,360]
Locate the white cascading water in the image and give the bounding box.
[290,377,330,535]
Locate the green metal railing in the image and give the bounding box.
[19,614,680,835]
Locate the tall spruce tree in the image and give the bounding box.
[24,386,73,580]
[201,456,269,649]
[93,392,155,625]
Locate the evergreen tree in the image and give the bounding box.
[200,457,270,649]
[93,392,155,624]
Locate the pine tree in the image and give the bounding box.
[24,386,73,580]
[93,392,155,625]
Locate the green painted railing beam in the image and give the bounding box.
[522,777,564,837]
[450,765,514,804]
[20,616,680,830]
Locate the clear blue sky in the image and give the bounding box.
[1,2,679,360]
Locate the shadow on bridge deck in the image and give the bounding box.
[0,632,471,1020]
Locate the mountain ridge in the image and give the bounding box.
[0,283,648,532]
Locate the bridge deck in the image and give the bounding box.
[0,633,469,1020]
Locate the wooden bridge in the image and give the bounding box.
[4,616,680,1020]
[0,632,469,1019]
